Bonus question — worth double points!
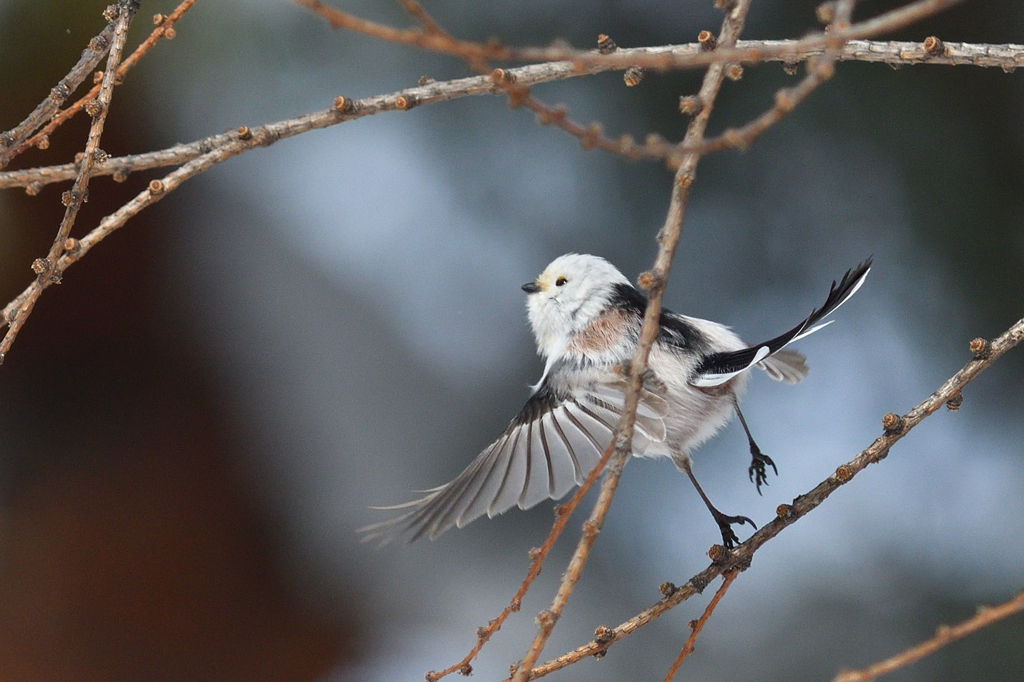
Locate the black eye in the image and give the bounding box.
[555,277,568,287]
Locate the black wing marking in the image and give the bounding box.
[610,282,709,353]
[692,258,872,387]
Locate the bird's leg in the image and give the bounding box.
[734,399,776,495]
[680,460,756,549]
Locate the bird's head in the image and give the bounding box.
[521,253,631,359]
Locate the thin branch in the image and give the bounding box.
[0,97,435,338]
[833,38,1024,67]
[515,322,1024,680]
[505,35,1024,73]
[670,0,857,162]
[0,0,994,372]
[425,437,622,681]
[0,60,591,192]
[832,590,1024,682]
[0,0,138,365]
[293,0,502,64]
[296,0,969,72]
[491,0,971,71]
[0,0,1007,365]
[68,149,233,266]
[16,0,199,164]
[1,143,237,355]
[289,0,988,167]
[515,93,673,161]
[0,7,120,168]
[3,35,1018,193]
[661,570,739,682]
[394,0,446,39]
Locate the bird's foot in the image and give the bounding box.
[710,508,757,549]
[748,446,778,495]
[612,362,667,393]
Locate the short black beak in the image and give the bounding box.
[521,282,540,294]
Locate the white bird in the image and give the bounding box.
[360,254,871,547]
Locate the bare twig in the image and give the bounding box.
[289,0,975,163]
[676,0,857,159]
[0,93,450,340]
[514,321,1024,680]
[4,33,1018,193]
[0,60,603,192]
[293,0,504,64]
[68,149,233,266]
[425,436,622,681]
[394,0,446,40]
[296,0,968,72]
[16,0,199,164]
[832,590,1024,682]
[661,570,739,682]
[0,7,119,168]
[4,16,1008,320]
[0,0,138,365]
[1,144,238,352]
[297,0,963,165]
[498,0,969,72]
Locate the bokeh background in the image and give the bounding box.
[1,1,1022,680]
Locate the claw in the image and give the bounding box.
[734,402,778,495]
[711,510,757,549]
[638,367,667,394]
[748,446,778,495]
[613,362,667,393]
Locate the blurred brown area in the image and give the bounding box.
[0,3,353,680]
[0,172,352,682]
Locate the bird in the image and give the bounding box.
[359,253,872,548]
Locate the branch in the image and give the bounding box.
[513,322,1024,680]
[671,0,855,162]
[3,33,1018,193]
[0,142,240,356]
[297,0,972,71]
[506,0,971,72]
[832,590,1024,682]
[0,7,119,168]
[0,59,598,192]
[0,0,139,365]
[287,0,1002,168]
[661,570,739,682]
[424,437,622,681]
[15,0,198,164]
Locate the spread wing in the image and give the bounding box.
[358,374,668,544]
[692,258,872,387]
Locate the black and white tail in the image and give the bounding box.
[691,258,872,387]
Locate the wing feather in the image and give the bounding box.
[411,435,502,540]
[542,413,582,498]
[517,418,551,509]
[487,431,529,517]
[359,375,667,544]
[455,431,520,528]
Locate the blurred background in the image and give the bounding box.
[0,0,1022,680]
